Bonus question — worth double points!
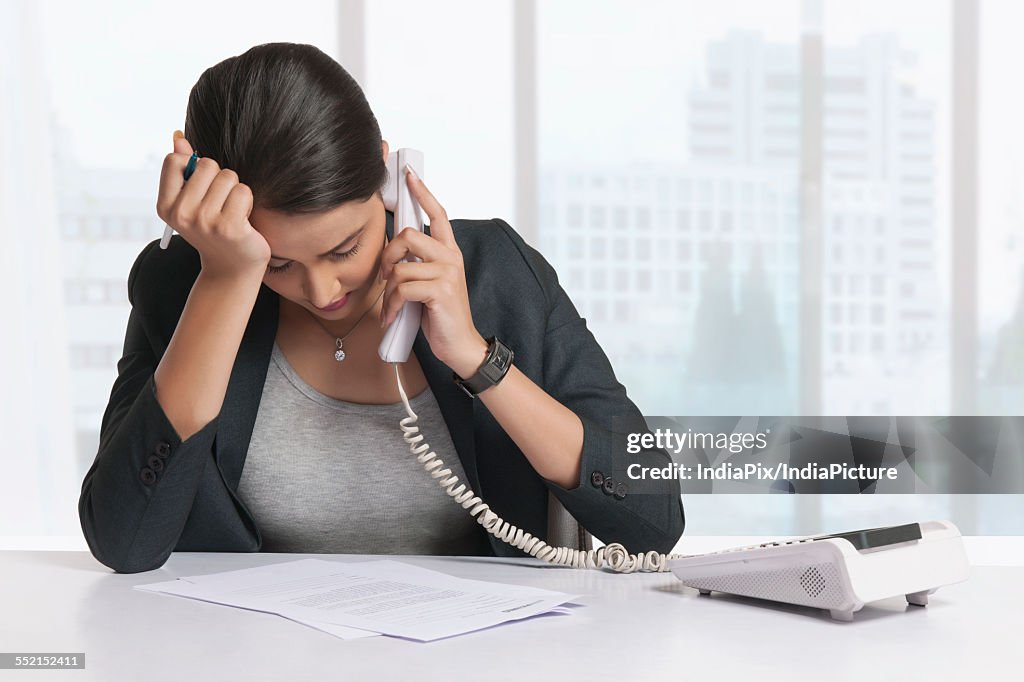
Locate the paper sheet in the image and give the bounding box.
[135,575,380,640]
[135,559,581,641]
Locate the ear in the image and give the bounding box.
[381,139,389,164]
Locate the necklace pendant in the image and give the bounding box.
[335,338,346,362]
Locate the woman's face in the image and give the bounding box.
[251,192,387,322]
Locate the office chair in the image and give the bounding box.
[547,491,594,551]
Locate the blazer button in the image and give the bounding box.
[140,467,156,485]
[602,477,615,495]
[614,482,628,500]
[147,455,164,473]
[590,471,605,488]
[155,442,171,458]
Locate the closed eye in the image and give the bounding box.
[266,242,362,274]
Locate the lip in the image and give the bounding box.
[315,292,350,312]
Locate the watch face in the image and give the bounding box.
[495,343,512,371]
[455,338,512,396]
[481,339,512,382]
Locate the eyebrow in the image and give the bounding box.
[269,226,366,262]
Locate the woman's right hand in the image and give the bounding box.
[156,134,272,280]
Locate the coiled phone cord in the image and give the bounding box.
[392,364,687,573]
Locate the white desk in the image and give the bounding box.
[0,548,1019,681]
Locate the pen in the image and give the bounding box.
[159,150,199,249]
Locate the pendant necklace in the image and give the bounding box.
[303,284,386,362]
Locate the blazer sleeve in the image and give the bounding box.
[78,240,221,573]
[492,219,686,556]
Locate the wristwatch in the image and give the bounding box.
[452,336,514,398]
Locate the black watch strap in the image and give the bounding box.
[453,336,513,398]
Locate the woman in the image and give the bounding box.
[78,42,684,573]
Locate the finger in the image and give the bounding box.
[222,182,254,221]
[157,152,195,220]
[381,280,438,327]
[203,168,241,218]
[158,153,186,214]
[173,130,194,156]
[384,260,447,288]
[171,157,222,220]
[404,165,456,248]
[381,228,452,279]
[381,261,448,322]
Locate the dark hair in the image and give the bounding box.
[183,42,387,213]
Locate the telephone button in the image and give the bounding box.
[602,477,615,496]
[140,467,157,485]
[613,482,628,500]
[590,471,605,488]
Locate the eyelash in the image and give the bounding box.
[266,242,362,274]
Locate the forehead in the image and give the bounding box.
[251,198,374,236]
[251,197,377,253]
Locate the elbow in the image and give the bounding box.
[87,532,168,574]
[622,494,686,556]
[84,534,169,574]
[666,494,686,550]
[107,555,168,575]
[78,486,168,574]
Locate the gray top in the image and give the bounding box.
[236,340,488,556]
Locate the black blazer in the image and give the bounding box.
[79,211,685,573]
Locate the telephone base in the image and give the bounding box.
[669,521,969,623]
[906,589,935,607]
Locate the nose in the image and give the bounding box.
[303,271,344,308]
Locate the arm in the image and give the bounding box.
[486,219,686,555]
[154,268,265,441]
[450,343,584,490]
[78,240,263,573]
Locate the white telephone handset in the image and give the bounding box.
[379,148,426,363]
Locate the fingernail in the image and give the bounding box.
[404,163,418,182]
[173,130,184,142]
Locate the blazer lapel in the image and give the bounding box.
[215,281,279,490]
[214,209,481,498]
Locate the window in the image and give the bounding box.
[677,209,692,231]
[613,237,630,258]
[636,206,651,229]
[568,204,583,228]
[676,270,691,293]
[613,206,629,229]
[636,239,651,260]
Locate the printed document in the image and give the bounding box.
[135,559,580,641]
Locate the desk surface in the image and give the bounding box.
[0,549,1019,681]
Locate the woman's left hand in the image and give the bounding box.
[378,165,488,378]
